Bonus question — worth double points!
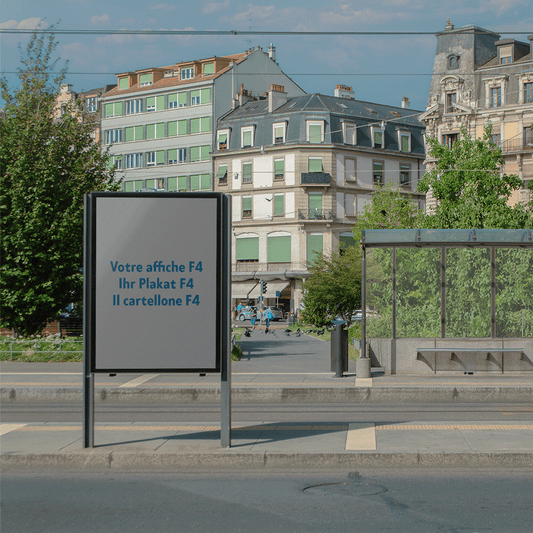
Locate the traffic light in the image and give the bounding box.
[261,280,268,294]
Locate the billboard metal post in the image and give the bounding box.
[221,194,231,447]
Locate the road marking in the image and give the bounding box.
[375,424,533,430]
[346,423,376,450]
[118,374,160,388]
[355,378,373,387]
[0,424,28,435]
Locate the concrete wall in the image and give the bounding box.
[369,337,533,374]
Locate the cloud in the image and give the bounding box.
[203,0,230,14]
[90,14,110,25]
[0,17,46,30]
[152,3,175,10]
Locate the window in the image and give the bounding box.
[104,101,123,118]
[525,83,533,104]
[525,127,533,147]
[125,153,143,169]
[110,155,122,170]
[139,73,152,86]
[119,78,129,90]
[190,174,210,191]
[448,55,459,69]
[308,157,323,173]
[86,97,98,113]
[373,160,384,185]
[343,122,356,145]
[242,196,252,218]
[236,236,259,263]
[125,126,143,142]
[168,148,187,164]
[372,128,384,149]
[273,194,284,217]
[126,99,143,115]
[217,130,229,150]
[274,159,284,180]
[146,123,165,140]
[273,122,286,144]
[146,96,164,112]
[168,91,188,108]
[190,88,211,106]
[345,158,356,181]
[216,164,228,184]
[267,234,291,262]
[105,129,122,144]
[203,62,214,75]
[242,162,253,184]
[399,131,410,152]
[241,127,254,148]
[307,234,323,264]
[490,87,502,108]
[145,178,165,190]
[446,92,456,113]
[443,133,458,148]
[307,121,324,143]
[308,192,322,219]
[400,164,410,186]
[190,117,211,134]
[124,180,144,192]
[180,67,194,80]
[490,134,501,147]
[146,151,164,166]
[190,145,210,162]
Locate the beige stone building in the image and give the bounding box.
[420,19,533,209]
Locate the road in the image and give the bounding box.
[3,470,533,533]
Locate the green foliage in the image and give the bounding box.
[0,336,83,362]
[352,183,424,243]
[0,29,119,336]
[301,246,362,327]
[419,125,533,229]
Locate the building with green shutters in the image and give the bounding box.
[213,85,426,314]
[99,45,305,192]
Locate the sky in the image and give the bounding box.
[1,0,532,112]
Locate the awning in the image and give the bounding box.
[231,281,259,299]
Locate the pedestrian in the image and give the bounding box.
[236,302,243,320]
[265,307,273,329]
[251,307,257,328]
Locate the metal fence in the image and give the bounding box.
[1,339,83,361]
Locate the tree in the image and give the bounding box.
[301,246,362,327]
[0,29,118,336]
[352,183,424,243]
[418,124,533,229]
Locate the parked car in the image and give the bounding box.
[237,306,284,321]
[237,306,254,321]
[261,307,284,321]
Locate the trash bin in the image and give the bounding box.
[330,319,348,377]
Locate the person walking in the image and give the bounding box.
[250,307,257,328]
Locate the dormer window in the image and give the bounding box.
[241,126,254,148]
[371,125,385,149]
[499,46,512,65]
[398,130,411,152]
[180,67,194,80]
[217,130,229,151]
[448,54,460,70]
[273,122,286,144]
[306,121,324,143]
[139,73,152,87]
[446,92,457,113]
[343,122,356,145]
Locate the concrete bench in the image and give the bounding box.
[416,347,525,374]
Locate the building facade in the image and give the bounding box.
[420,19,533,209]
[99,46,305,192]
[213,85,426,313]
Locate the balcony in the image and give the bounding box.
[298,209,335,221]
[501,139,533,154]
[301,172,331,185]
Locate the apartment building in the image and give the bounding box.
[99,46,305,192]
[213,85,426,313]
[420,19,533,208]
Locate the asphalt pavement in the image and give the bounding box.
[2,326,533,472]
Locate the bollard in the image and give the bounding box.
[330,320,348,377]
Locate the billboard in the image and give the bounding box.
[85,192,228,373]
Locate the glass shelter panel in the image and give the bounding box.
[495,249,533,337]
[396,248,441,337]
[446,248,491,338]
[366,248,393,338]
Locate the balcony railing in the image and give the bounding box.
[501,139,533,153]
[301,172,331,185]
[233,262,309,272]
[298,209,335,221]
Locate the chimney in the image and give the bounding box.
[237,84,255,106]
[268,83,287,113]
[268,43,276,62]
[334,84,354,99]
[401,97,410,109]
[445,17,454,31]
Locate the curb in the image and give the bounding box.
[3,386,533,404]
[3,451,533,473]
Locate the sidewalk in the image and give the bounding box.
[2,329,533,472]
